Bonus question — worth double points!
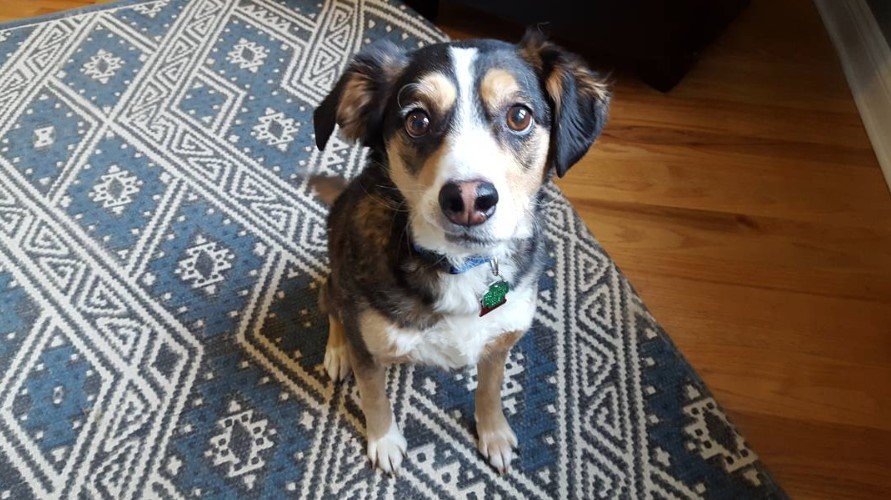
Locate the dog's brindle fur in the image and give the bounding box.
[313,30,609,474]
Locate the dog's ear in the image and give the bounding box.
[519,28,610,178]
[313,41,408,150]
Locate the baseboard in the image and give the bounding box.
[816,0,891,193]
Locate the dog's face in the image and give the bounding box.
[314,32,609,258]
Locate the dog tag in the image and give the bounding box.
[479,279,509,317]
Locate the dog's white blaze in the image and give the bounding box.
[446,47,500,181]
[450,47,478,131]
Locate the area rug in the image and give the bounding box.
[0,0,785,498]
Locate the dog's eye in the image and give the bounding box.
[506,105,533,133]
[405,110,430,138]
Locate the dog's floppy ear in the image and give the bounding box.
[519,29,610,178]
[313,41,407,151]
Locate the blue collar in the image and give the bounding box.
[412,244,492,274]
[447,255,491,274]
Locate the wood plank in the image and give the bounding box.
[628,273,891,428]
[569,198,891,301]
[733,412,891,499]
[0,1,112,23]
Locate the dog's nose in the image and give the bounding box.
[438,180,498,227]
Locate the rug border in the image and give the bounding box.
[0,0,157,31]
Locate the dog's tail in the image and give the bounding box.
[308,175,348,206]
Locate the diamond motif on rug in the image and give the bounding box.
[227,37,269,73]
[251,107,299,151]
[206,399,276,491]
[88,165,143,215]
[175,234,235,294]
[81,49,124,84]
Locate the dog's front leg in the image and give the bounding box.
[475,338,519,473]
[350,350,407,474]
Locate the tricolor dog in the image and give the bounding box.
[313,30,609,474]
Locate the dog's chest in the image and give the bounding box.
[362,268,537,369]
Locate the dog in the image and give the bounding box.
[312,29,609,474]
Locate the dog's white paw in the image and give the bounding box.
[324,344,351,382]
[477,421,518,474]
[367,422,407,475]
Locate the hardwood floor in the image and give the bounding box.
[0,1,114,22]
[3,0,891,497]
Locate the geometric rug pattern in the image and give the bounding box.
[0,0,785,497]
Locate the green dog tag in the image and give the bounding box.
[479,279,509,316]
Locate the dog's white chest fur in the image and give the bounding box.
[361,266,537,369]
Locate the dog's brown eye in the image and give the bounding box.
[405,110,430,137]
[506,105,533,132]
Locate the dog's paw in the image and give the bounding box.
[477,422,518,474]
[324,344,351,382]
[367,422,408,475]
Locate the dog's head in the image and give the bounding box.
[314,30,609,258]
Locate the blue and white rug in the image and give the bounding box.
[0,0,785,498]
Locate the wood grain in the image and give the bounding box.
[0,1,114,23]
[3,0,891,497]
